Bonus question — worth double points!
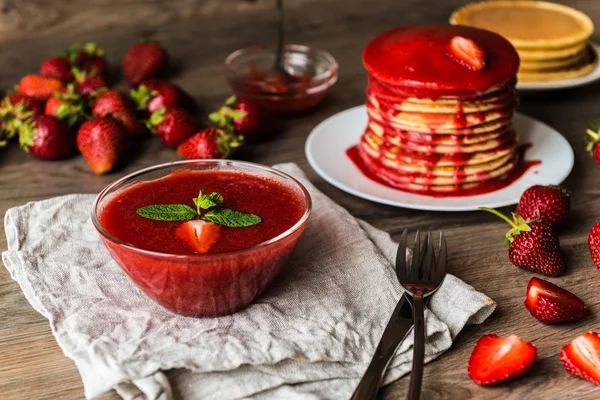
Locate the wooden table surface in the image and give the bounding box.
[2,0,600,398]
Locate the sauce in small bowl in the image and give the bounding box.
[225,44,338,114]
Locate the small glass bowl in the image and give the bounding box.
[225,44,338,114]
[92,160,312,317]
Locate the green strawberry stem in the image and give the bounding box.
[480,207,537,245]
[225,95,237,106]
[586,125,600,155]
[480,207,516,226]
[145,108,166,134]
[130,85,157,110]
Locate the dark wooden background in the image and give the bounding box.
[2,0,600,398]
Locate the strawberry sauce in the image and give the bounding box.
[99,170,306,254]
[362,24,520,96]
[346,144,540,197]
[96,167,310,316]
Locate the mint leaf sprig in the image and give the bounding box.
[135,189,261,228]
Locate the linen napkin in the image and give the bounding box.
[2,163,496,400]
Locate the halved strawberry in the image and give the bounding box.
[468,334,537,385]
[561,332,600,386]
[172,220,221,254]
[448,36,486,71]
[525,277,586,324]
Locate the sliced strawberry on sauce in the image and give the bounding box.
[525,277,586,324]
[448,36,486,71]
[468,334,537,385]
[172,220,221,254]
[561,332,600,386]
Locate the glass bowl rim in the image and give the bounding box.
[91,159,312,259]
[224,43,339,86]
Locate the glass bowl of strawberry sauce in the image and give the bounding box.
[225,44,338,114]
[92,160,311,317]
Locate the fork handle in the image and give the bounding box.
[407,298,425,400]
[350,298,413,400]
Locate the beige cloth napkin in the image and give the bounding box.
[2,163,495,400]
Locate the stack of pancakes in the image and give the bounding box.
[360,24,521,194]
[451,1,596,83]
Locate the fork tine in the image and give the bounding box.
[434,232,447,281]
[409,230,421,279]
[395,230,408,282]
[421,232,435,280]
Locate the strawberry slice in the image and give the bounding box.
[468,334,537,385]
[561,332,600,386]
[525,277,586,324]
[172,220,221,254]
[448,36,486,71]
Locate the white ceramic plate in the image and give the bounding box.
[305,105,574,212]
[517,43,600,91]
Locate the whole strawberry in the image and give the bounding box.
[92,90,145,137]
[123,40,168,86]
[72,68,107,97]
[146,108,197,147]
[588,222,600,270]
[209,96,268,141]
[515,185,570,228]
[45,84,88,126]
[18,74,64,101]
[524,277,586,324]
[2,94,44,115]
[130,80,183,113]
[18,115,76,159]
[64,42,108,78]
[586,124,600,166]
[0,95,45,146]
[91,90,131,116]
[77,117,126,174]
[177,127,241,159]
[481,207,564,276]
[40,57,74,83]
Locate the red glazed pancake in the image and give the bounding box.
[362,24,520,95]
[352,24,523,196]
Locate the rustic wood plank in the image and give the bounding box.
[2,0,600,399]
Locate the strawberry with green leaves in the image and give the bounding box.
[45,84,89,127]
[72,67,107,97]
[481,207,564,276]
[63,42,108,78]
[77,117,126,174]
[19,115,77,159]
[586,123,600,166]
[146,107,197,147]
[123,40,168,86]
[0,94,44,146]
[177,127,241,160]
[209,96,268,141]
[136,189,261,253]
[130,79,183,113]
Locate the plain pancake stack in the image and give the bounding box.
[360,24,521,194]
[451,1,595,83]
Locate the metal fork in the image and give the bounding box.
[397,230,447,400]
